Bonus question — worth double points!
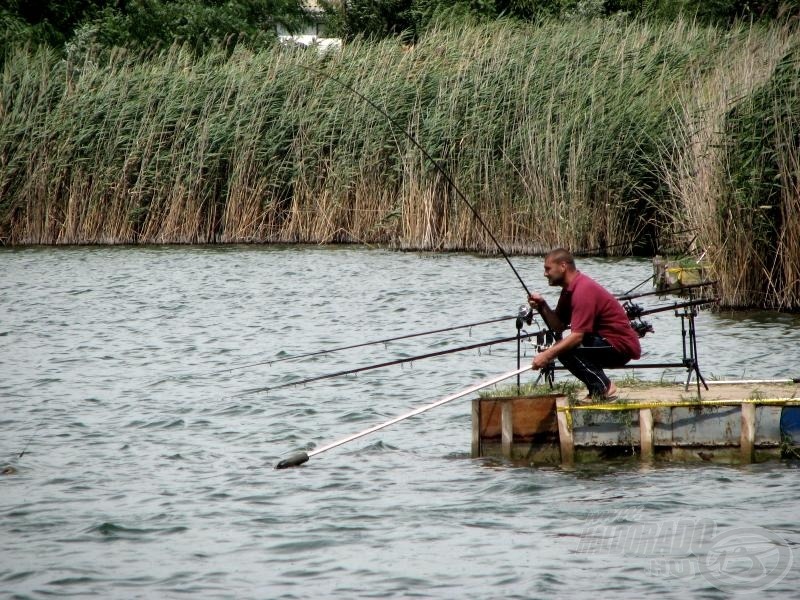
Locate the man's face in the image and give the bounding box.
[543,257,567,287]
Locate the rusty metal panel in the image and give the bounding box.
[671,406,740,446]
[571,410,641,446]
[755,406,782,445]
[651,407,673,446]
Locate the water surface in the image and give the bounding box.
[2,246,799,599]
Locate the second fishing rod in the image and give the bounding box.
[240,325,547,396]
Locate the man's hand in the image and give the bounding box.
[532,350,552,370]
[528,293,545,309]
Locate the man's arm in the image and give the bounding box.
[528,293,565,333]
[532,331,584,369]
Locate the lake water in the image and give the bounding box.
[2,245,799,599]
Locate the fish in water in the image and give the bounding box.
[2,466,18,475]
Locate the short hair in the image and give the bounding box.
[546,248,575,268]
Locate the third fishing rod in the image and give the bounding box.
[239,327,547,396]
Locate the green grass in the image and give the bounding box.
[479,380,582,399]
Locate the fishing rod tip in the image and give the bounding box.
[275,452,309,469]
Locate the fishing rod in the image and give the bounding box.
[205,313,517,376]
[633,297,718,318]
[296,63,531,297]
[240,328,546,396]
[575,227,701,258]
[275,365,532,469]
[245,298,716,396]
[617,281,716,302]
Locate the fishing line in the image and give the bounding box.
[18,406,49,459]
[295,63,531,296]
[204,313,516,376]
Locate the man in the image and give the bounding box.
[528,248,640,400]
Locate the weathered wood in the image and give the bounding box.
[478,396,558,438]
[472,384,796,464]
[474,395,560,461]
[501,400,513,459]
[556,397,574,465]
[471,399,480,458]
[741,403,756,463]
[640,408,654,460]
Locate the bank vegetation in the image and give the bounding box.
[1,19,798,308]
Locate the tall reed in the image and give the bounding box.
[658,23,800,308]
[1,19,798,308]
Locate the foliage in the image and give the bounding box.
[325,0,793,40]
[1,0,310,57]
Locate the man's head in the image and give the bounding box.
[543,248,576,287]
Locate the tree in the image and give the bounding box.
[2,0,313,53]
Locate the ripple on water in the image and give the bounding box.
[3,247,800,599]
[86,522,189,539]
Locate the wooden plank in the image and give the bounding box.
[556,396,574,465]
[471,399,481,458]
[501,400,513,459]
[478,396,558,438]
[741,403,756,463]
[640,408,654,460]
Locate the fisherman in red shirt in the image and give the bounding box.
[528,248,641,400]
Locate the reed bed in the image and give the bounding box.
[659,23,800,309]
[1,19,798,307]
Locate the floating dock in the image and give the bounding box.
[472,382,800,465]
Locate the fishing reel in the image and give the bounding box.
[515,304,546,357]
[516,305,555,386]
[630,320,655,338]
[516,304,535,329]
[534,330,557,352]
[623,300,654,338]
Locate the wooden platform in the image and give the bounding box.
[472,382,800,465]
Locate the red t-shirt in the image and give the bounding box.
[555,272,641,360]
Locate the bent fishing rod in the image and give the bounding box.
[240,328,546,396]
[296,63,531,297]
[275,365,532,469]
[205,313,517,376]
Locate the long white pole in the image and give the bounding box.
[276,365,531,468]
